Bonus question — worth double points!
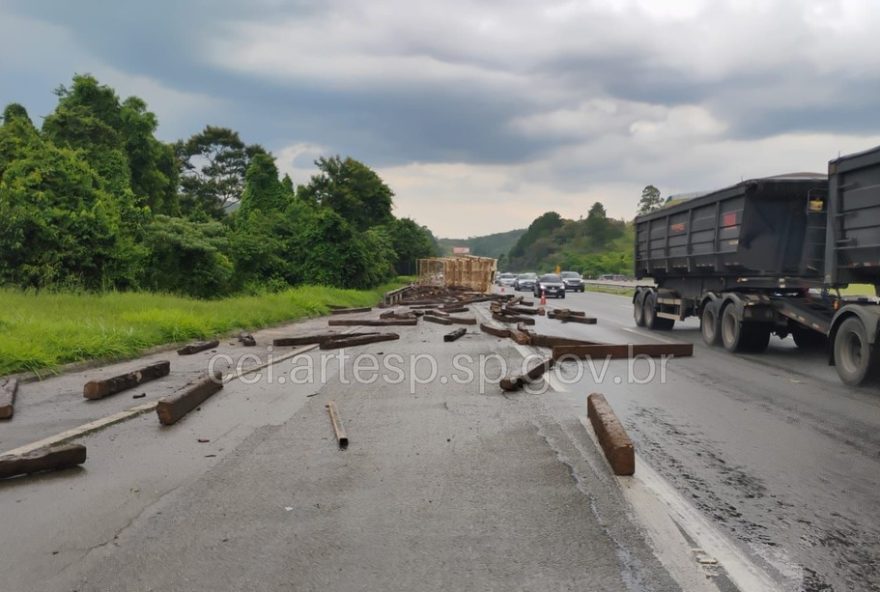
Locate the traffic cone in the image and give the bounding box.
[540,290,547,305]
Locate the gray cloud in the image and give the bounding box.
[2,0,880,235]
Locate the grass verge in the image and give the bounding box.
[583,284,635,297]
[0,280,407,377]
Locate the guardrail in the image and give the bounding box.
[583,280,646,289]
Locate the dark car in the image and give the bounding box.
[560,271,585,292]
[514,272,537,291]
[534,274,566,299]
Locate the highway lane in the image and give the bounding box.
[518,287,880,592]
[0,307,693,592]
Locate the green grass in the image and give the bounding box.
[0,280,407,378]
[840,284,875,297]
[583,284,635,296]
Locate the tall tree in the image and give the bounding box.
[299,155,394,231]
[0,112,138,290]
[176,126,265,219]
[42,74,178,215]
[383,218,438,275]
[638,185,663,215]
[237,153,289,218]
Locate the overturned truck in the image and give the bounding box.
[633,145,880,386]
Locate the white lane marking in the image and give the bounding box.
[1,341,323,457]
[472,303,570,393]
[627,453,781,592]
[1,402,159,457]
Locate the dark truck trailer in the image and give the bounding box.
[633,145,880,386]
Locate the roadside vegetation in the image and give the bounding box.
[0,280,405,377]
[0,75,437,375]
[0,75,438,297]
[438,228,525,259]
[502,203,633,277]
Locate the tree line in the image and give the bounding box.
[502,203,633,277]
[0,75,438,297]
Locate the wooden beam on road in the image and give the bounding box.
[328,318,418,327]
[319,333,400,350]
[552,343,694,360]
[273,332,378,347]
[177,340,220,356]
[0,378,18,420]
[479,322,510,339]
[329,307,373,315]
[83,361,171,400]
[0,443,87,479]
[156,370,223,426]
[588,393,634,476]
[326,401,348,449]
[443,328,467,342]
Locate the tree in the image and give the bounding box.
[176,126,265,219]
[42,75,178,215]
[638,185,663,215]
[584,202,612,248]
[141,216,233,297]
[382,218,438,275]
[0,122,139,290]
[299,155,394,231]
[237,153,289,218]
[508,211,564,260]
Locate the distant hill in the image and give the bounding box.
[437,228,526,259]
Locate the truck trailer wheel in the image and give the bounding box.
[700,304,720,346]
[833,317,880,386]
[644,292,674,330]
[721,304,769,352]
[792,327,827,351]
[633,291,646,327]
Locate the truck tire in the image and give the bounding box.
[792,327,827,351]
[833,317,880,386]
[701,304,720,346]
[720,304,768,352]
[644,292,674,330]
[634,291,646,327]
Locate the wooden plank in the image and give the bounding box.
[328,319,418,327]
[319,333,400,350]
[0,378,18,420]
[500,358,556,391]
[552,343,694,360]
[447,315,477,325]
[443,328,467,342]
[588,393,634,476]
[177,340,219,356]
[0,443,87,479]
[326,401,348,449]
[83,361,171,400]
[479,323,510,338]
[329,307,372,315]
[156,370,223,426]
[273,332,378,347]
[424,315,453,325]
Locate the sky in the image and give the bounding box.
[2,0,880,238]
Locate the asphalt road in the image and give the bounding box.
[2,291,877,591]
[516,287,880,592]
[0,307,690,592]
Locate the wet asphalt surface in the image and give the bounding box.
[1,291,878,591]
[0,307,686,592]
[529,288,880,592]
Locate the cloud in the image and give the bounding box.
[3,0,880,237]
